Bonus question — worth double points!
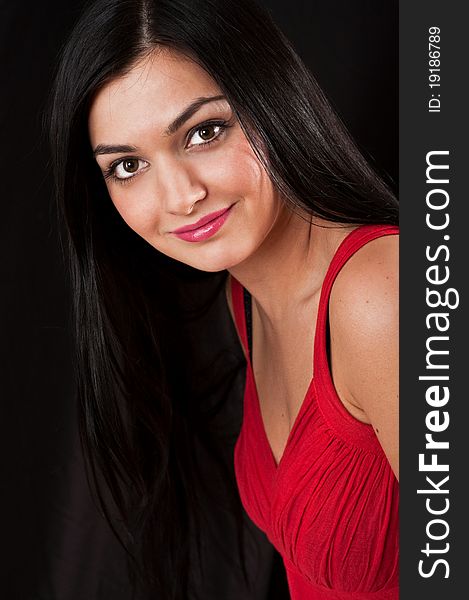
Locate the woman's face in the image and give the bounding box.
[88,48,286,272]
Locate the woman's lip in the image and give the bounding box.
[172,204,234,242]
[172,206,232,233]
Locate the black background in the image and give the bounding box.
[0,1,397,598]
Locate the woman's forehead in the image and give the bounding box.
[88,48,224,145]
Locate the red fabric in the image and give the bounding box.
[232,225,399,599]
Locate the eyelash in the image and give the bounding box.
[103,118,233,185]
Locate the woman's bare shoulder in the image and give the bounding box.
[330,234,399,329]
[329,233,399,478]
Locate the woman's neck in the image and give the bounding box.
[228,207,355,328]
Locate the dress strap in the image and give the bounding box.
[312,223,399,443]
[315,224,398,346]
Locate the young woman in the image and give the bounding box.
[49,0,399,598]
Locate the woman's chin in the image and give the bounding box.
[175,248,250,273]
[186,256,242,273]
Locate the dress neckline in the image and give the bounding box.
[247,359,316,471]
[231,224,397,473]
[237,227,358,471]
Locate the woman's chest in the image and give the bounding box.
[250,320,316,465]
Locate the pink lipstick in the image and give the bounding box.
[172,205,234,242]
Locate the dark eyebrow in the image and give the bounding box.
[93,144,138,157]
[164,94,226,136]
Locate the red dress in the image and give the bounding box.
[231,225,399,599]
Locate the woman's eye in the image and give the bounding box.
[188,124,223,147]
[112,158,147,180]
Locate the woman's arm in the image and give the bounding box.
[329,235,399,480]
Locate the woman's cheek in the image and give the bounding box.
[195,134,262,194]
[109,185,161,238]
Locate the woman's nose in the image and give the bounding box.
[157,158,207,216]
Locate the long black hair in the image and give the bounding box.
[48,0,398,597]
